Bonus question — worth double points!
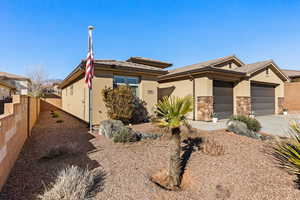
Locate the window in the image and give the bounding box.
[229,63,232,69]
[70,84,74,95]
[266,68,269,76]
[65,88,68,96]
[113,75,139,96]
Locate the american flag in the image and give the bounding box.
[85,27,94,89]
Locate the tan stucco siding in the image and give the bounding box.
[61,77,88,122]
[140,77,158,115]
[233,80,250,114]
[250,67,284,114]
[194,77,213,96]
[92,71,113,125]
[220,62,240,70]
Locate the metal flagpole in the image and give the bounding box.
[88,25,94,133]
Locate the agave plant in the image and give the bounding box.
[273,121,300,175]
[155,95,193,188]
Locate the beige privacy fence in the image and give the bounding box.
[0,95,40,190]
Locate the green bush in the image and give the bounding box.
[229,115,261,132]
[113,127,138,143]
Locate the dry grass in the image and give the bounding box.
[39,142,79,160]
[201,138,225,156]
[38,165,104,200]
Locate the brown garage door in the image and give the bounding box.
[213,80,234,119]
[251,83,275,116]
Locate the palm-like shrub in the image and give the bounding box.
[155,95,192,188]
[273,121,300,175]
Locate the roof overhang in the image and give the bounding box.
[127,57,172,68]
[159,66,246,82]
[0,81,16,90]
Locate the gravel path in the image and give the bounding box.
[1,112,300,200]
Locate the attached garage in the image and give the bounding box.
[213,80,234,119]
[251,83,275,116]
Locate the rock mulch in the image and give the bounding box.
[1,114,300,200]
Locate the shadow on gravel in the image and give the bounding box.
[181,137,203,175]
[0,111,104,200]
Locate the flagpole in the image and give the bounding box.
[88,25,94,133]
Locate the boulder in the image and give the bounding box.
[227,120,261,139]
[98,120,124,138]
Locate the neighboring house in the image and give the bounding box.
[282,69,300,82]
[60,58,170,125]
[0,81,15,100]
[60,55,289,125]
[0,72,31,95]
[0,81,16,114]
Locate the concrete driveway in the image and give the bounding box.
[189,114,300,137]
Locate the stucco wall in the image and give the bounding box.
[61,77,88,123]
[62,70,160,125]
[233,80,250,114]
[219,62,240,70]
[139,77,158,116]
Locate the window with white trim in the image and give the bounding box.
[113,75,139,97]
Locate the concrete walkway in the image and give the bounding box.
[190,114,300,137]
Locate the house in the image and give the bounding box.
[282,69,300,82]
[0,72,31,95]
[60,58,169,124]
[60,55,289,125]
[0,81,16,114]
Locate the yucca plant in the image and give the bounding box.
[273,121,300,175]
[155,95,192,188]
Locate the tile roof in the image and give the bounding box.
[127,57,172,67]
[166,55,243,76]
[0,71,30,81]
[94,60,167,73]
[282,69,300,78]
[234,60,273,74]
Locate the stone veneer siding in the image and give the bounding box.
[236,96,251,116]
[197,96,213,121]
[278,97,284,114]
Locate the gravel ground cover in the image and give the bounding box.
[1,112,300,200]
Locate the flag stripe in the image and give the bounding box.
[85,31,94,89]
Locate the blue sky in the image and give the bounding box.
[1,0,300,79]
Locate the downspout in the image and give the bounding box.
[189,73,195,121]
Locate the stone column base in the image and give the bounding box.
[236,96,251,116]
[197,96,213,121]
[278,97,284,114]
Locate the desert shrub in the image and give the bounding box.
[273,121,300,175]
[102,86,149,124]
[51,112,59,118]
[113,127,139,143]
[102,86,135,124]
[56,120,64,123]
[38,165,103,200]
[201,138,225,156]
[229,115,261,132]
[39,143,79,160]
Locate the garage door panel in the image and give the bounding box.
[251,83,275,116]
[251,97,275,103]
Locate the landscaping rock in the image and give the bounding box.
[227,120,262,139]
[99,120,124,138]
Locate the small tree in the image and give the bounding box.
[155,95,192,188]
[26,66,48,97]
[102,86,135,124]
